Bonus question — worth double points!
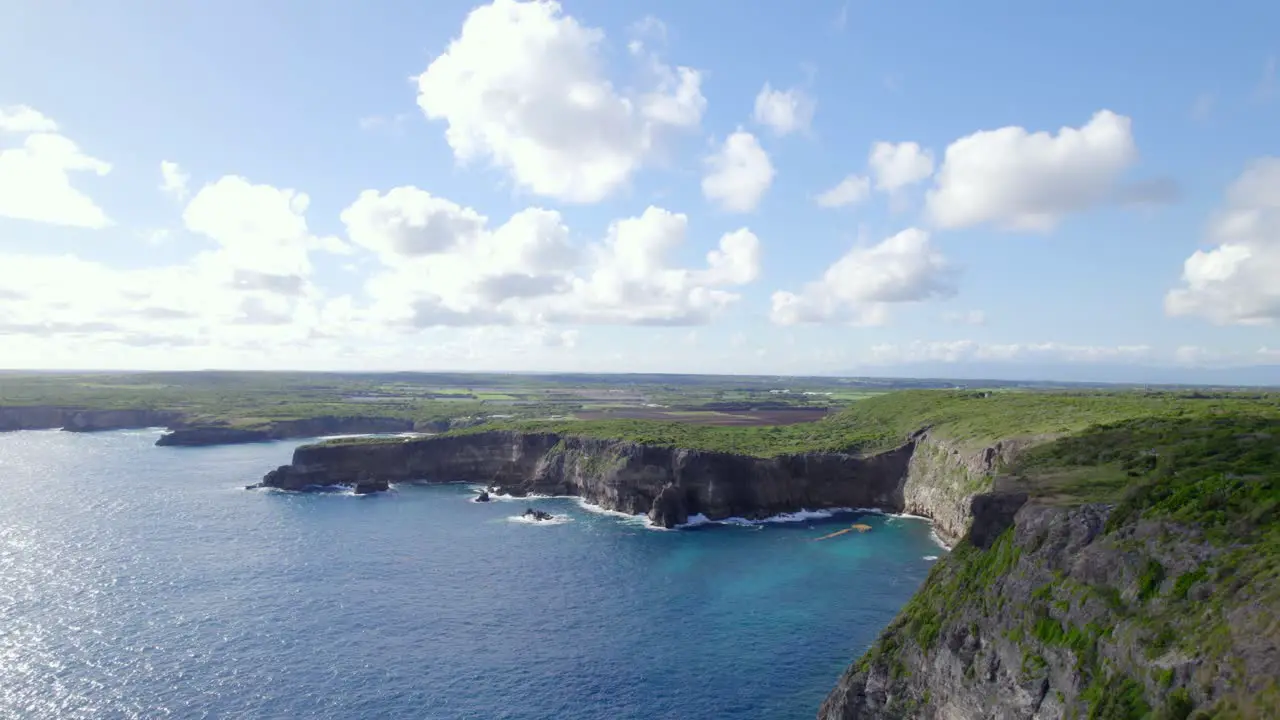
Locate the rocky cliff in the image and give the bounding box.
[818,502,1278,719]
[0,405,430,447]
[255,423,1279,718]
[256,430,921,528]
[0,406,178,432]
[900,431,1044,546]
[155,416,417,446]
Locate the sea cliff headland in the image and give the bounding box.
[257,389,1280,718]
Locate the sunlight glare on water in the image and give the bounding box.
[0,430,941,719]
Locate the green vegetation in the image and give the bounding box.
[439,388,1280,458]
[847,401,1280,719]
[0,370,908,431]
[1082,673,1151,720]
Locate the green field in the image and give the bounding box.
[1,370,1120,431]
[440,388,1280,462]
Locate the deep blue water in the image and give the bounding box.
[0,430,942,719]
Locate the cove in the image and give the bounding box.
[0,429,940,719]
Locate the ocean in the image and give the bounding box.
[0,429,942,719]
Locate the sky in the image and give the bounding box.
[1,0,1278,381]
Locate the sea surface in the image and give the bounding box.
[0,430,943,719]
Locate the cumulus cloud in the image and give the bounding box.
[702,130,774,212]
[926,110,1138,231]
[0,107,111,228]
[0,105,59,133]
[1165,157,1280,325]
[770,227,955,326]
[184,175,319,282]
[342,188,760,327]
[868,141,934,192]
[0,251,351,350]
[415,0,705,203]
[753,83,815,136]
[159,161,190,201]
[815,174,870,208]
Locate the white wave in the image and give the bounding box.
[470,485,568,503]
[923,555,939,561]
[928,529,952,551]
[677,513,713,528]
[506,513,573,526]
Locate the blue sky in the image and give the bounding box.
[1,0,1277,379]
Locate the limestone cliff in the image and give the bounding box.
[0,406,177,432]
[255,424,1279,718]
[155,416,416,446]
[256,430,919,528]
[900,431,1041,545]
[818,498,1278,719]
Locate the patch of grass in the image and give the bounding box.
[1138,559,1167,601]
[1171,568,1208,601]
[450,389,1280,459]
[1083,672,1152,720]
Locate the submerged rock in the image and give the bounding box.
[521,508,554,521]
[476,490,490,502]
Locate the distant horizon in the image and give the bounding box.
[3,363,1278,388]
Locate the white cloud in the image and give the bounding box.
[702,130,774,212]
[815,174,870,208]
[184,176,317,282]
[926,110,1137,231]
[942,309,987,326]
[0,105,59,133]
[342,188,760,327]
[770,227,955,326]
[342,187,489,262]
[753,83,815,136]
[415,0,704,203]
[868,141,934,192]
[1165,157,1280,325]
[0,109,111,229]
[0,250,351,352]
[862,340,1152,366]
[159,160,190,201]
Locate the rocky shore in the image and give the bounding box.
[0,406,179,433]
[253,429,1010,542]
[255,426,1272,718]
[0,405,436,448]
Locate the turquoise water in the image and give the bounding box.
[0,430,942,719]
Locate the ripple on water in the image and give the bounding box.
[0,431,943,719]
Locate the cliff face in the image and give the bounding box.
[258,431,919,527]
[0,405,429,447]
[0,406,177,432]
[156,417,416,446]
[818,501,1277,719]
[897,431,1038,545]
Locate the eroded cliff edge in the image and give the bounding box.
[0,405,442,447]
[818,501,1278,719]
[256,429,1012,540]
[259,419,1279,718]
[257,430,941,530]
